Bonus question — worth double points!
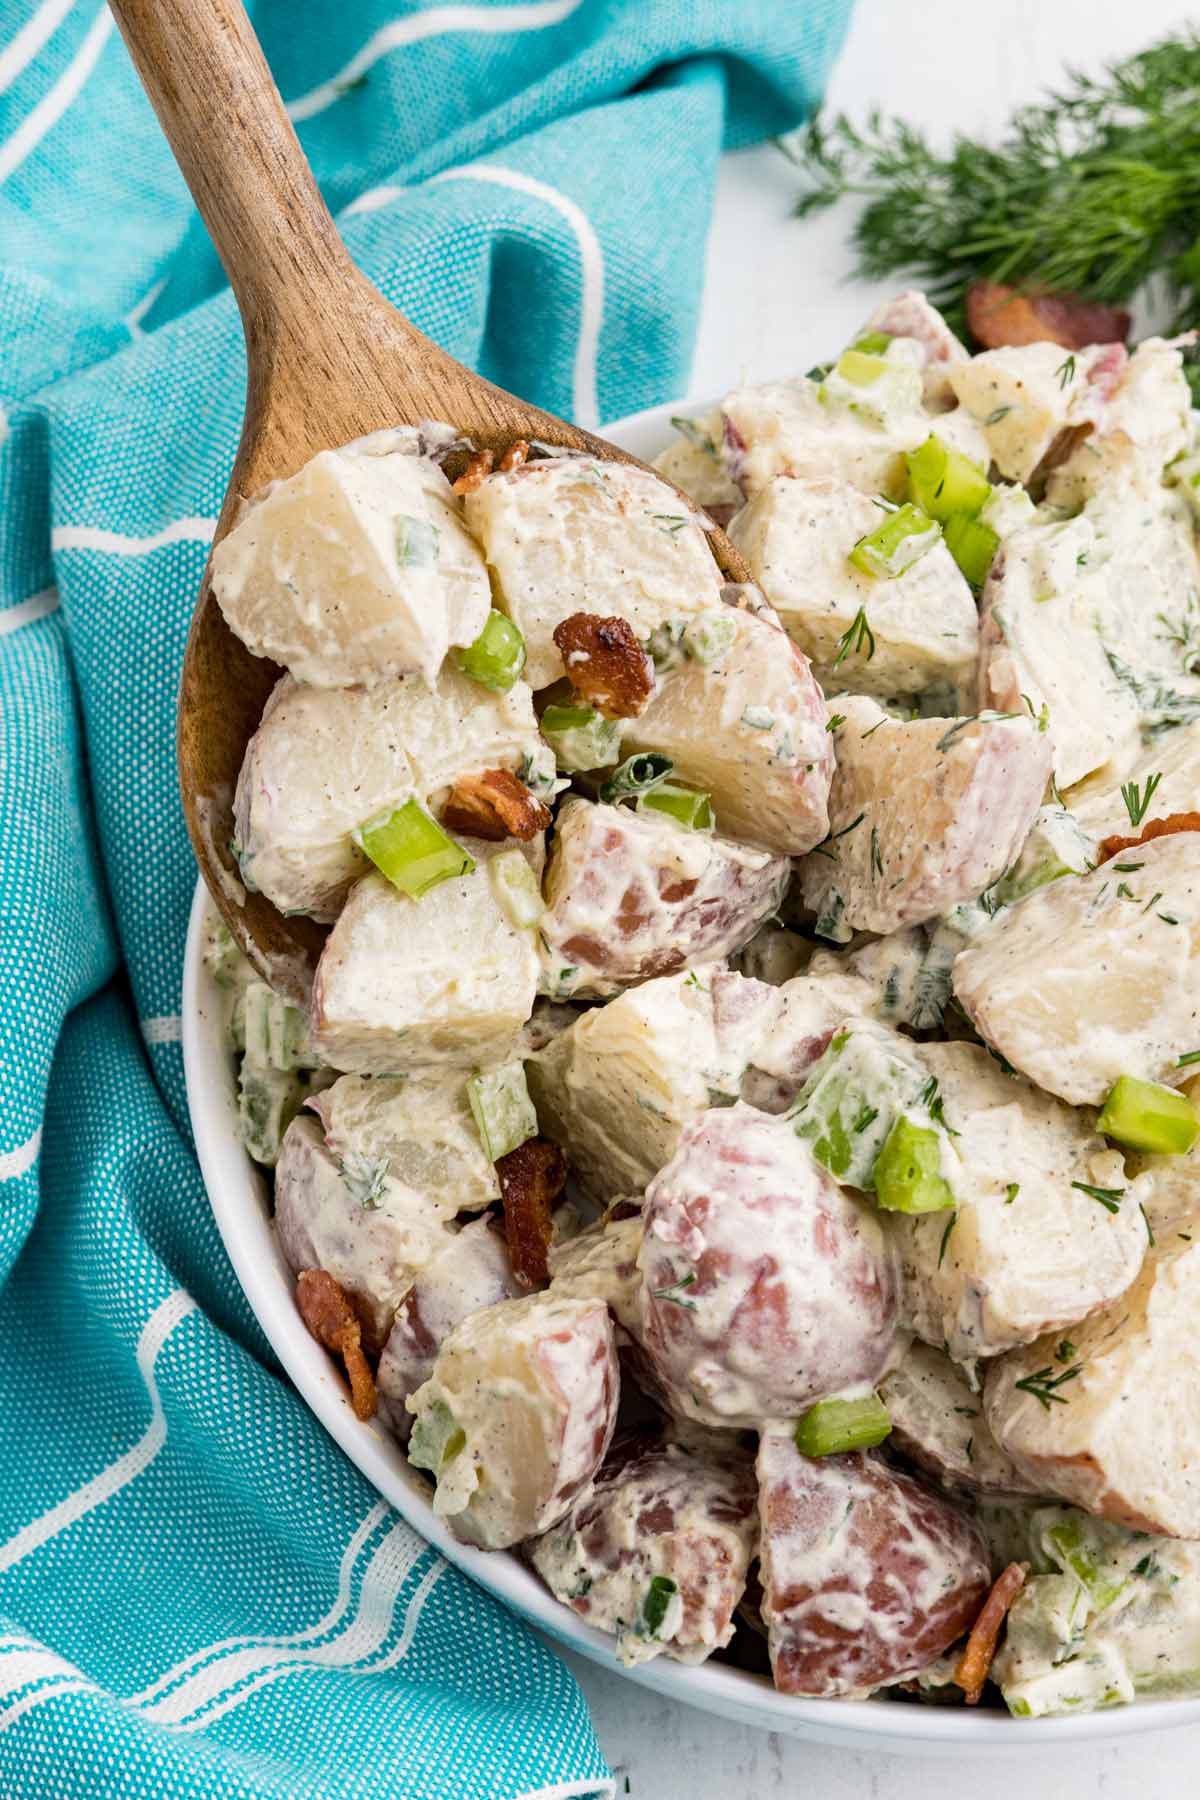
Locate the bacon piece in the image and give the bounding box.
[552,613,654,719]
[452,447,495,495]
[499,439,530,473]
[953,1561,1028,1705]
[496,1138,567,1287]
[295,1269,378,1421]
[967,281,1131,352]
[1099,812,1200,863]
[441,769,551,842]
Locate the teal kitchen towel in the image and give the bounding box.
[0,2,851,1794]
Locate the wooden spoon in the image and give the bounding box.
[108,0,750,1003]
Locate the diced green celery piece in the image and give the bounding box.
[354,798,475,898]
[600,752,674,803]
[996,805,1094,906]
[454,608,527,691]
[467,1062,538,1161]
[905,434,991,522]
[943,511,1000,590]
[873,1115,956,1213]
[794,1393,891,1457]
[540,702,622,773]
[1097,1075,1200,1155]
[203,917,245,989]
[637,783,714,832]
[848,503,940,580]
[242,979,316,1072]
[488,848,544,930]
[395,514,440,569]
[683,610,736,665]
[238,1064,305,1167]
[790,1027,924,1187]
[1046,1518,1129,1614]
[850,331,892,355]
[409,1399,466,1476]
[834,348,889,388]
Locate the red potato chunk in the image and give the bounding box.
[376,1219,521,1441]
[275,1115,454,1352]
[637,1103,899,1428]
[756,1435,991,1697]
[529,1434,758,1667]
[406,1292,619,1549]
[540,797,790,999]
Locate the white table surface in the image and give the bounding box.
[565,0,1200,1791]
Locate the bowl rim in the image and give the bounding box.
[181,396,1200,1751]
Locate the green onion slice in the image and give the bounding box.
[794,1393,891,1458]
[905,434,991,522]
[848,502,940,580]
[637,783,714,832]
[943,512,1000,591]
[873,1115,956,1213]
[354,798,475,898]
[1096,1074,1200,1156]
[454,608,527,692]
[600,751,674,803]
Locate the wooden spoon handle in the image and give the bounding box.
[107,0,354,339]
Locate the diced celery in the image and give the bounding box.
[238,1064,306,1167]
[683,610,736,665]
[794,1393,891,1457]
[848,503,940,580]
[637,783,714,832]
[467,1062,538,1162]
[834,348,889,388]
[943,511,1000,590]
[354,798,475,898]
[203,917,245,989]
[850,331,892,355]
[395,514,440,569]
[790,1026,924,1187]
[905,434,991,522]
[540,702,623,773]
[1097,1075,1200,1155]
[408,1399,466,1475]
[454,608,527,691]
[488,848,544,930]
[242,978,316,1072]
[1046,1518,1129,1614]
[600,752,674,803]
[995,805,1095,906]
[873,1116,956,1213]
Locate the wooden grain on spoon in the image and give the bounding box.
[108,0,749,1001]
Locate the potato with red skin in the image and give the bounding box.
[529,1433,758,1667]
[376,1219,521,1441]
[637,1103,899,1429]
[756,1435,991,1697]
[540,797,790,999]
[406,1292,619,1549]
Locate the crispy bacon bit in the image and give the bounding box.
[967,281,1131,352]
[499,439,530,473]
[953,1561,1028,1705]
[442,769,551,843]
[1100,812,1200,863]
[295,1269,377,1421]
[552,613,654,719]
[496,1138,567,1287]
[452,447,495,495]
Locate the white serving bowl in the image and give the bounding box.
[183,400,1200,1753]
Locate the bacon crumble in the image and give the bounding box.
[452,447,495,495]
[496,1138,567,1287]
[1099,812,1200,863]
[499,439,530,473]
[953,1561,1028,1705]
[441,769,552,842]
[552,613,655,719]
[295,1269,378,1421]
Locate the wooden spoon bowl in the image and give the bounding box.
[109,0,749,1002]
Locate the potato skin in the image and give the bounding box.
[756,1436,991,1697]
[637,1104,899,1429]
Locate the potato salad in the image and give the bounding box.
[206,295,1200,1716]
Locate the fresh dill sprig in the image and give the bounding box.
[780,32,1200,338]
[1121,771,1163,828]
[1014,1362,1082,1410]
